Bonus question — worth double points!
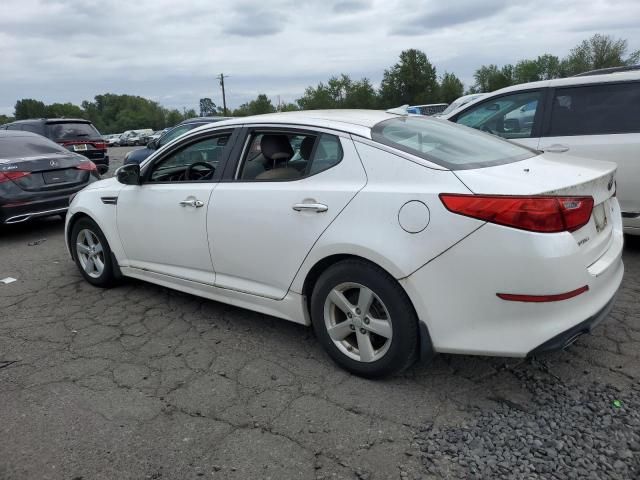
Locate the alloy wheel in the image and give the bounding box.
[323,282,393,363]
[76,229,105,278]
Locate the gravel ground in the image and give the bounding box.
[418,366,640,479]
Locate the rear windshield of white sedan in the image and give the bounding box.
[371,116,537,170]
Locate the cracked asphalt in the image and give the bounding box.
[1,147,639,480]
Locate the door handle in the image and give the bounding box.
[543,144,569,153]
[179,199,204,208]
[292,203,328,213]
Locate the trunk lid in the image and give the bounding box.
[1,153,90,192]
[454,152,617,266]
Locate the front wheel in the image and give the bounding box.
[71,217,117,288]
[310,259,419,378]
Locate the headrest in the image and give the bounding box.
[261,134,293,161]
[299,136,315,160]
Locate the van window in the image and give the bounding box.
[547,82,640,136]
[455,91,542,140]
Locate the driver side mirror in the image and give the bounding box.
[115,163,141,185]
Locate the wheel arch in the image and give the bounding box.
[300,253,435,363]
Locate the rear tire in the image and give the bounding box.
[310,259,419,378]
[71,217,117,288]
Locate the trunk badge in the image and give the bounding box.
[50,159,59,168]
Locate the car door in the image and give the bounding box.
[452,89,546,151]
[116,129,237,284]
[208,127,367,299]
[538,81,640,219]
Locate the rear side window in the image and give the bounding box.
[0,135,68,158]
[547,82,640,136]
[46,122,101,140]
[238,132,343,181]
[372,116,536,170]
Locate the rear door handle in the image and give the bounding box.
[292,203,328,213]
[542,144,569,153]
[179,199,204,208]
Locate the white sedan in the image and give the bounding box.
[65,110,624,377]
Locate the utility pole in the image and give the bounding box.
[217,73,228,116]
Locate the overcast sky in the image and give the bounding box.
[1,0,639,115]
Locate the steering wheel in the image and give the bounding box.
[185,161,215,181]
[481,124,494,134]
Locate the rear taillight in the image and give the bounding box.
[440,194,594,233]
[93,142,107,150]
[0,171,30,183]
[76,161,97,172]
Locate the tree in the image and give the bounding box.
[561,34,640,76]
[14,99,47,119]
[0,114,15,125]
[45,102,85,119]
[232,94,276,116]
[165,109,183,127]
[438,72,464,104]
[297,74,379,110]
[199,98,217,117]
[379,49,438,107]
[473,64,514,92]
[535,54,562,80]
[278,102,299,112]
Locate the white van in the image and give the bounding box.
[441,67,640,234]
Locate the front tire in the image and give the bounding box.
[71,217,117,288]
[310,259,419,378]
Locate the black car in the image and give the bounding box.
[123,116,230,165]
[0,131,100,224]
[1,118,109,174]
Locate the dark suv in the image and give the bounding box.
[1,119,109,174]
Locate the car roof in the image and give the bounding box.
[192,110,400,138]
[480,70,640,97]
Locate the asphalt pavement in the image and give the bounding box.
[0,146,638,479]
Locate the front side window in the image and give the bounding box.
[456,91,542,139]
[147,133,230,182]
[372,116,536,170]
[547,82,640,136]
[237,132,343,181]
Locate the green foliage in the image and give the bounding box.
[298,74,378,110]
[199,98,217,117]
[232,94,276,117]
[561,34,640,76]
[0,114,15,125]
[278,102,300,112]
[379,49,438,107]
[472,34,638,92]
[14,99,47,119]
[45,102,85,119]
[438,72,464,104]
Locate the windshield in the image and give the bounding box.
[46,122,101,140]
[440,94,483,115]
[159,123,202,147]
[371,116,537,170]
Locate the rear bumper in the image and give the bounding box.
[0,183,91,224]
[1,196,70,224]
[528,294,617,355]
[623,213,640,235]
[401,218,624,357]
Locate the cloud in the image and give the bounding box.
[0,0,639,115]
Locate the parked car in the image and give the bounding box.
[104,134,121,147]
[0,130,99,224]
[124,117,230,165]
[437,93,485,116]
[1,118,109,174]
[406,103,449,115]
[441,68,640,234]
[119,129,153,147]
[66,110,622,378]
